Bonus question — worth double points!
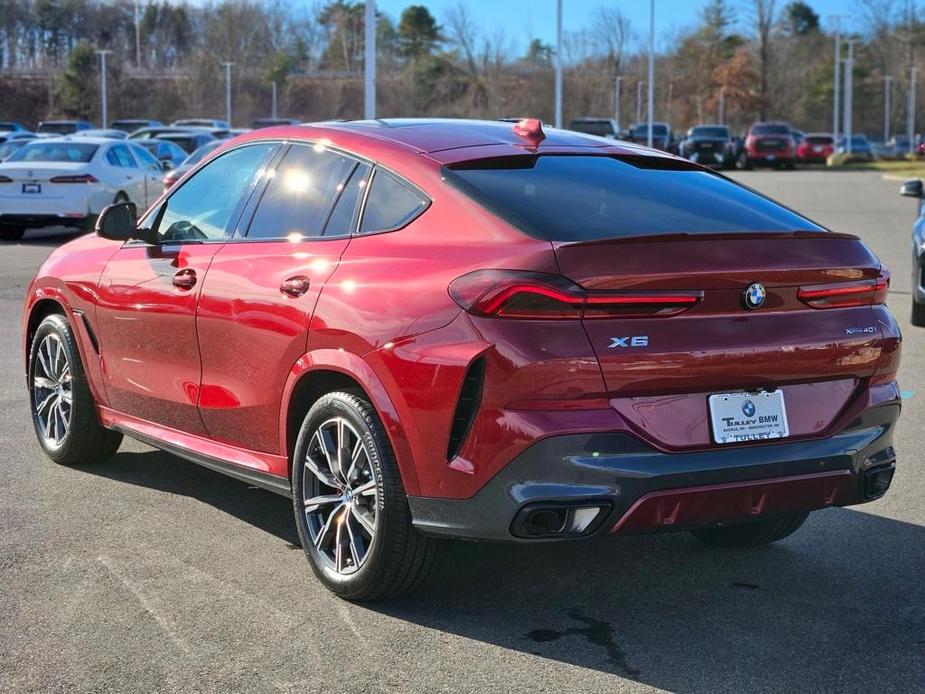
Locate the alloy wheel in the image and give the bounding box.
[32,334,72,448]
[302,416,378,575]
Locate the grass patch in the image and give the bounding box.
[825,159,925,177]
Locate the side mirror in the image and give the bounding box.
[96,202,143,241]
[900,179,924,199]
[160,159,173,171]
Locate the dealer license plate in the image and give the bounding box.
[708,390,789,444]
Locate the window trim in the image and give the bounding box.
[354,165,431,238]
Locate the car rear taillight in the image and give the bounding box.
[50,174,98,183]
[0,175,11,183]
[449,270,702,320]
[797,277,889,308]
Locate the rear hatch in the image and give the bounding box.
[444,152,893,451]
[557,232,888,449]
[0,162,97,202]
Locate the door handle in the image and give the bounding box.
[280,275,310,297]
[173,268,197,290]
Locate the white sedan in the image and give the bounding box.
[0,137,165,241]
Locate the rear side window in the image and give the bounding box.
[445,155,822,242]
[359,169,428,234]
[106,145,136,168]
[323,162,371,237]
[246,144,356,240]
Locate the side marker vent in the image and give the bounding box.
[446,357,485,461]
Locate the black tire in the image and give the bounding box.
[291,391,445,600]
[737,152,753,170]
[913,298,925,327]
[28,314,123,465]
[690,512,809,548]
[786,158,797,170]
[0,225,25,241]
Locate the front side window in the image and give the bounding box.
[359,169,429,234]
[246,144,356,240]
[153,144,274,242]
[445,154,822,242]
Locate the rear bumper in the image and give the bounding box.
[408,400,899,542]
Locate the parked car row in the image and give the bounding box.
[0,115,305,239]
[565,116,925,169]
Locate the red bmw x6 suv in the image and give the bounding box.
[23,118,901,600]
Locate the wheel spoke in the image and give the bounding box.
[351,505,375,536]
[35,392,56,414]
[345,512,365,567]
[36,345,52,380]
[313,502,343,550]
[334,515,345,572]
[346,439,365,484]
[53,339,64,379]
[303,493,343,513]
[305,451,339,489]
[60,389,72,406]
[33,376,56,390]
[316,428,341,484]
[354,479,376,497]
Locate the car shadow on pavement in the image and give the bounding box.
[86,449,300,545]
[85,449,924,693]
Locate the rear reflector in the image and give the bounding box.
[0,175,11,183]
[49,174,99,183]
[797,277,889,308]
[449,270,702,319]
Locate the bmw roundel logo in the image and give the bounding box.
[742,399,756,417]
[743,282,766,310]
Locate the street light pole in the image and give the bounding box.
[95,50,112,127]
[221,62,234,126]
[830,15,845,141]
[613,75,622,124]
[884,75,893,142]
[718,85,726,124]
[134,1,141,69]
[271,81,278,119]
[636,80,644,124]
[646,0,655,148]
[844,40,857,154]
[364,0,376,119]
[909,64,918,155]
[554,0,563,128]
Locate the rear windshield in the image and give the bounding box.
[691,126,729,138]
[751,124,790,135]
[7,142,98,163]
[162,136,200,152]
[633,124,668,137]
[37,123,78,134]
[445,155,821,241]
[569,121,615,137]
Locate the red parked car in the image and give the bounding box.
[23,119,901,600]
[797,133,836,164]
[740,121,797,169]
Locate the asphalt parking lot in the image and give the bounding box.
[1,170,923,693]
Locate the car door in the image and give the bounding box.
[195,142,368,453]
[94,142,277,436]
[106,144,146,205]
[127,142,166,207]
